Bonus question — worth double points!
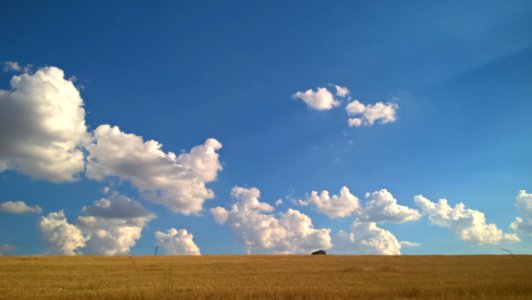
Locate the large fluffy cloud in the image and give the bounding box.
[77,193,155,255]
[0,65,224,216]
[0,67,88,182]
[336,222,402,255]
[510,190,532,234]
[39,194,155,255]
[346,100,398,127]
[292,87,341,111]
[211,186,332,254]
[86,125,222,215]
[359,189,421,223]
[298,186,360,218]
[39,211,87,255]
[414,195,519,244]
[155,228,201,255]
[0,201,42,214]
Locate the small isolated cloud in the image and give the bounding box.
[211,206,229,225]
[2,61,22,72]
[334,85,349,97]
[0,66,88,182]
[77,193,155,255]
[211,186,332,254]
[39,211,87,255]
[400,241,421,247]
[155,228,201,255]
[1,61,32,73]
[299,186,360,218]
[292,87,340,111]
[414,195,519,245]
[359,189,421,223]
[336,222,402,255]
[0,244,16,256]
[346,100,398,127]
[510,190,532,234]
[0,201,42,214]
[86,125,223,215]
[275,199,283,206]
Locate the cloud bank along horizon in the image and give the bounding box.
[0,64,528,255]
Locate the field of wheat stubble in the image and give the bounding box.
[1,255,531,299]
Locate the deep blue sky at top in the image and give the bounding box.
[1,0,532,254]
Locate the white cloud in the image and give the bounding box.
[336,222,402,255]
[510,190,532,234]
[292,87,340,111]
[275,199,283,206]
[210,206,229,225]
[414,195,519,245]
[359,189,421,223]
[299,187,419,223]
[400,241,421,247]
[334,85,349,97]
[0,201,42,214]
[155,228,201,255]
[1,61,32,73]
[77,193,155,255]
[39,211,86,255]
[0,244,16,256]
[299,186,360,218]
[211,186,332,254]
[86,124,223,215]
[346,100,398,127]
[39,194,154,256]
[102,186,111,194]
[0,66,88,182]
[2,61,21,72]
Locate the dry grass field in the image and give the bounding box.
[1,255,531,299]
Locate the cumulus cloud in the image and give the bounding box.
[77,193,155,255]
[0,65,224,216]
[334,85,349,97]
[155,228,201,255]
[39,211,86,255]
[346,100,398,127]
[0,66,88,182]
[86,125,223,215]
[510,190,532,234]
[211,186,332,254]
[300,187,419,223]
[39,194,155,256]
[299,186,360,218]
[292,87,340,111]
[414,195,519,244]
[336,222,402,255]
[211,206,229,225]
[0,244,16,256]
[0,201,42,214]
[359,189,421,223]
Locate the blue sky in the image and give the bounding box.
[1,0,532,255]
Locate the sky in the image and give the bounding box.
[1,0,532,256]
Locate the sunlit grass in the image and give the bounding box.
[1,255,531,299]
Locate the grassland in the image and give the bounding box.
[1,255,531,299]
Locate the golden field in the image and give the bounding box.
[1,255,531,299]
